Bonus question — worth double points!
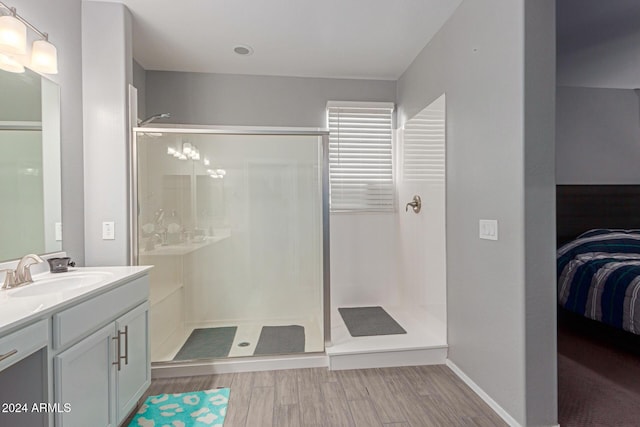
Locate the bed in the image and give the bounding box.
[556,185,640,335]
[557,228,640,335]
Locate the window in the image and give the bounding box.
[327,101,395,212]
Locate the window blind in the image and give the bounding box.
[327,102,395,212]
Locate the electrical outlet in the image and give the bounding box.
[479,219,498,240]
[102,221,115,240]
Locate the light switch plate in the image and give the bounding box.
[479,219,498,240]
[102,221,115,240]
[55,222,62,241]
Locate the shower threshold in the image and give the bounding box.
[152,352,329,378]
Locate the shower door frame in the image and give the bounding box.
[129,125,332,353]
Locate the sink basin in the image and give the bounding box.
[7,271,113,298]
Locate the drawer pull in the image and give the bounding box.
[0,349,18,362]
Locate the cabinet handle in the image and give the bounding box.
[0,349,17,362]
[112,335,121,371]
[123,326,129,366]
[112,326,129,371]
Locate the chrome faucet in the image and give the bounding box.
[1,254,45,289]
[16,254,45,284]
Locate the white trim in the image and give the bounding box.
[132,124,329,135]
[0,120,42,131]
[326,100,395,110]
[446,359,524,427]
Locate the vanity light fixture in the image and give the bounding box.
[168,143,206,163]
[208,168,225,179]
[0,1,58,74]
[0,51,23,72]
[30,37,57,74]
[0,7,25,55]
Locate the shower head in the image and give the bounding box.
[139,113,171,126]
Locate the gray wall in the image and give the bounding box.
[523,1,557,422]
[556,86,640,184]
[133,59,146,120]
[145,72,396,127]
[15,0,85,265]
[397,0,556,425]
[82,1,133,265]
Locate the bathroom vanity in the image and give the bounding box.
[0,266,152,427]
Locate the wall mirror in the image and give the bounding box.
[0,68,62,262]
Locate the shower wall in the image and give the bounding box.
[136,132,324,361]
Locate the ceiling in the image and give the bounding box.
[557,0,640,54]
[102,0,462,80]
[556,0,640,88]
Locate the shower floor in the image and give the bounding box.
[327,305,447,356]
[152,316,324,362]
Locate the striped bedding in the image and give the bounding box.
[557,229,640,335]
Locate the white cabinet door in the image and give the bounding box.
[54,323,116,427]
[115,302,150,424]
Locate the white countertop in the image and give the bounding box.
[0,266,152,335]
[139,234,230,256]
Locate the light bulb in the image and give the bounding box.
[0,15,27,56]
[30,39,58,74]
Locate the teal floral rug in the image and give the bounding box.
[128,388,230,427]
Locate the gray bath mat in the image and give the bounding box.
[253,325,305,355]
[173,327,237,360]
[338,306,407,337]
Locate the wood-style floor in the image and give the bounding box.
[124,365,507,427]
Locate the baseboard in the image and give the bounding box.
[151,353,328,378]
[329,347,447,370]
[446,359,523,427]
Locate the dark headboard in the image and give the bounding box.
[556,185,640,246]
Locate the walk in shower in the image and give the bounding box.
[130,126,329,364]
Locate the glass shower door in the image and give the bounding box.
[134,130,326,363]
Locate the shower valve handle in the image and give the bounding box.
[405,195,422,213]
